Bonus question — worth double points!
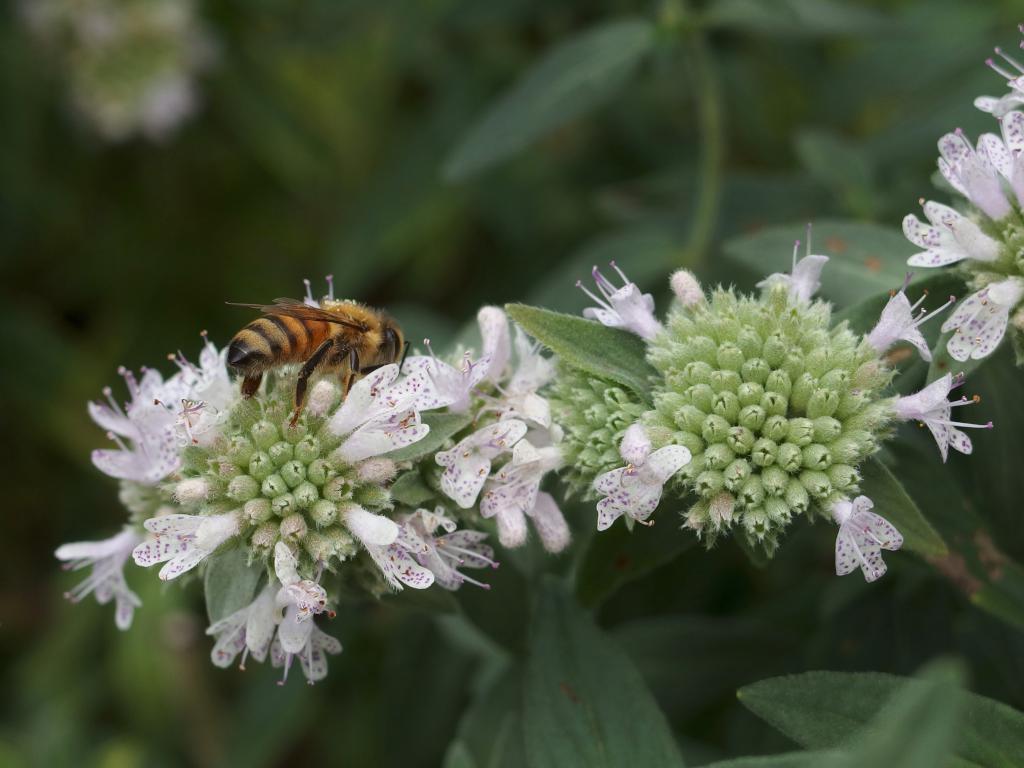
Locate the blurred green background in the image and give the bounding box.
[4,0,1024,766]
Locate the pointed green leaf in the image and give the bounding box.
[387,412,473,462]
[506,303,655,403]
[739,664,1024,768]
[524,578,685,768]
[204,546,263,624]
[443,19,656,181]
[859,457,947,557]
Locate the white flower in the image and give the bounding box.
[400,343,491,413]
[976,40,1024,117]
[902,200,1001,267]
[479,440,569,550]
[940,277,1024,361]
[164,336,234,446]
[936,129,1013,221]
[577,261,662,340]
[436,420,528,508]
[832,496,903,583]
[343,505,434,590]
[132,512,240,580]
[481,325,556,429]
[866,277,955,361]
[326,365,430,462]
[55,528,142,630]
[477,306,512,383]
[402,508,499,590]
[594,425,691,531]
[756,236,828,304]
[271,624,342,686]
[273,542,330,658]
[88,367,181,484]
[893,373,993,461]
[206,584,277,669]
[998,110,1024,208]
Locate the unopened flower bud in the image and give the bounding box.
[244,497,272,524]
[356,458,397,485]
[741,358,770,385]
[307,458,333,486]
[777,442,802,472]
[280,460,306,488]
[799,470,832,499]
[738,405,766,431]
[737,382,764,407]
[251,521,278,557]
[261,473,287,498]
[785,478,809,514]
[174,478,210,505]
[801,444,831,470]
[306,380,340,418]
[695,470,725,496]
[251,420,279,450]
[353,484,390,509]
[737,329,762,359]
[281,420,307,444]
[764,497,791,525]
[272,493,296,517]
[790,373,816,412]
[226,435,255,467]
[280,513,307,542]
[293,481,319,509]
[716,343,744,372]
[828,464,860,491]
[712,391,740,422]
[807,389,840,419]
[268,441,294,467]
[702,415,731,443]
[724,459,751,491]
[726,426,755,455]
[248,451,274,480]
[761,415,789,442]
[227,474,259,503]
[762,466,788,496]
[295,436,321,464]
[709,492,735,525]
[670,269,704,306]
[740,475,765,507]
[751,438,778,467]
[310,499,338,527]
[687,383,714,411]
[703,443,734,470]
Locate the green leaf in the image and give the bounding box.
[839,662,963,768]
[858,457,947,558]
[576,523,695,607]
[446,664,528,768]
[723,220,915,306]
[523,578,685,768]
[442,19,655,181]
[391,470,438,507]
[739,663,1024,768]
[203,546,264,624]
[442,742,478,768]
[701,754,842,768]
[506,303,655,403]
[387,412,473,462]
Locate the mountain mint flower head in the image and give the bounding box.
[902,27,1024,364]
[55,528,142,630]
[893,373,993,461]
[755,232,829,304]
[542,248,993,579]
[975,32,1024,117]
[832,495,903,582]
[577,262,662,340]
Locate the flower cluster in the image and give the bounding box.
[56,282,511,685]
[394,307,571,553]
[551,253,991,581]
[902,26,1024,364]
[23,0,214,142]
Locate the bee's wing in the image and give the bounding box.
[227,298,366,330]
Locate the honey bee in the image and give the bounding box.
[227,279,406,424]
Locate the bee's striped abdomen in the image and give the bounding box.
[228,316,326,373]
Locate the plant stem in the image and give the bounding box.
[680,22,724,270]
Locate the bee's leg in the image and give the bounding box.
[241,374,263,399]
[341,348,360,399]
[398,341,410,373]
[291,339,335,426]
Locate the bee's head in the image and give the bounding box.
[381,317,404,364]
